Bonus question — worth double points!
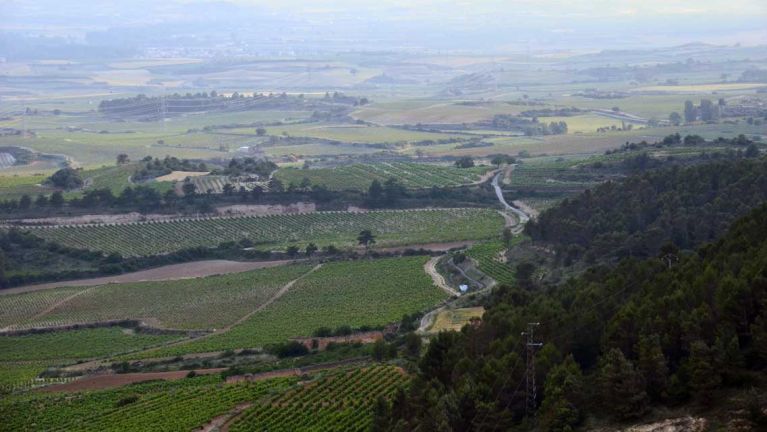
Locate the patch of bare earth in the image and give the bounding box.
[199,402,252,432]
[39,368,226,393]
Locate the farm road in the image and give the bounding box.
[424,257,459,297]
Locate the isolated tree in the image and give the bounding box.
[18,194,31,210]
[222,183,235,196]
[669,111,682,126]
[47,168,83,190]
[684,100,697,123]
[454,156,475,168]
[491,154,515,166]
[358,230,376,248]
[49,191,64,208]
[699,99,719,122]
[305,243,318,256]
[368,179,384,205]
[35,194,48,207]
[116,154,130,165]
[383,177,406,204]
[182,182,197,197]
[256,127,266,136]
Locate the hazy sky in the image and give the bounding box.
[2,0,766,51]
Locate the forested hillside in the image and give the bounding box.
[375,186,767,431]
[525,157,767,266]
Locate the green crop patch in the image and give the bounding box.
[2,264,313,331]
[275,162,493,191]
[230,366,407,432]
[142,256,445,357]
[0,374,296,432]
[0,327,182,362]
[28,208,504,256]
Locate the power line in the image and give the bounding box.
[522,322,543,416]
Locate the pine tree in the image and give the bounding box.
[539,355,584,432]
[687,340,722,405]
[598,348,648,420]
[637,334,669,402]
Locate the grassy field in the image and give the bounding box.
[229,123,464,144]
[28,208,505,256]
[275,162,493,191]
[4,264,313,331]
[352,100,525,125]
[0,174,50,199]
[428,307,485,333]
[632,82,767,93]
[140,256,445,356]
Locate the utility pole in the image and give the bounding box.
[522,322,543,416]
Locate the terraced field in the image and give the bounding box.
[140,256,445,357]
[230,366,407,432]
[465,241,515,285]
[275,162,493,191]
[28,208,504,256]
[1,264,313,331]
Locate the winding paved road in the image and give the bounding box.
[492,168,530,233]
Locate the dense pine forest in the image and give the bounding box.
[374,158,767,431]
[526,157,767,266]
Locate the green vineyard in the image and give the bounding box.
[0,327,182,362]
[0,366,407,432]
[138,256,445,358]
[2,264,312,331]
[0,375,295,432]
[230,366,407,432]
[465,241,515,285]
[275,162,493,191]
[27,208,504,256]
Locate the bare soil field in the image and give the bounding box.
[2,259,296,295]
[371,240,476,254]
[154,171,210,182]
[39,368,227,393]
[292,331,384,351]
[216,202,316,216]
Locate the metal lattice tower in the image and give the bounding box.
[522,322,543,416]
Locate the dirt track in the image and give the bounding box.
[424,256,459,296]
[39,368,227,393]
[3,260,296,295]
